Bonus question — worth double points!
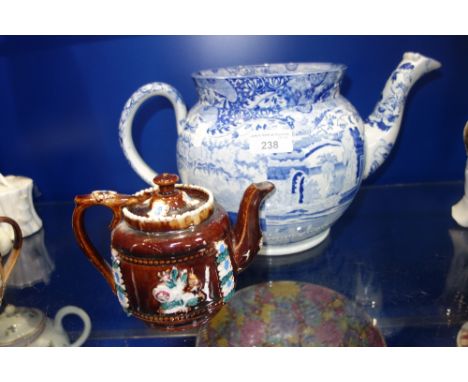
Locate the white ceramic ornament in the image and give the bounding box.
[452,122,468,227]
[0,304,91,347]
[0,174,42,238]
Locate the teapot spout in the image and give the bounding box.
[363,52,441,178]
[232,182,275,273]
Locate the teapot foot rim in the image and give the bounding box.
[259,229,330,256]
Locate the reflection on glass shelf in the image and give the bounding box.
[8,229,54,288]
[441,229,468,323]
[352,264,387,335]
[4,183,468,346]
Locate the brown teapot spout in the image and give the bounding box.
[232,181,275,272]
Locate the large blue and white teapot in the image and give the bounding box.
[119,52,440,255]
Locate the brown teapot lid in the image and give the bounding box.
[122,173,214,231]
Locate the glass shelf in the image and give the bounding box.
[3,182,468,346]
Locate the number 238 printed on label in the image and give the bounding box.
[249,130,294,154]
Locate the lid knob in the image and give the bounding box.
[153,173,179,196]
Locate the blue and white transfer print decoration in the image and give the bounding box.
[214,240,235,302]
[119,52,441,255]
[111,248,130,314]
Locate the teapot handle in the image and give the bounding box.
[119,82,187,185]
[72,191,141,293]
[0,216,23,284]
[54,305,92,347]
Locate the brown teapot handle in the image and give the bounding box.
[72,191,142,293]
[0,216,23,282]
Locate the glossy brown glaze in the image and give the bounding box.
[116,244,229,330]
[153,173,179,194]
[0,216,23,305]
[124,186,213,232]
[72,175,274,331]
[112,205,230,258]
[232,182,275,272]
[150,174,197,214]
[72,191,146,292]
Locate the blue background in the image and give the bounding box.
[0,36,467,201]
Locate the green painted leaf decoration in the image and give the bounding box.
[181,272,188,283]
[170,268,178,281]
[223,289,235,302]
[220,271,234,286]
[217,249,229,262]
[163,300,184,310]
[186,297,199,307]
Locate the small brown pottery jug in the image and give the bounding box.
[72,173,274,331]
[0,216,23,306]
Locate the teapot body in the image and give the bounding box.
[29,317,71,346]
[178,73,365,254]
[110,203,237,329]
[72,173,273,331]
[0,305,91,347]
[120,54,441,256]
[120,65,366,255]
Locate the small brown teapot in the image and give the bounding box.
[72,173,274,331]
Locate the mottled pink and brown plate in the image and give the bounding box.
[197,281,385,347]
[457,322,468,346]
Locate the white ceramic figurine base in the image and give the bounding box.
[452,122,468,227]
[0,175,42,238]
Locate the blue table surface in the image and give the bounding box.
[4,182,468,347]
